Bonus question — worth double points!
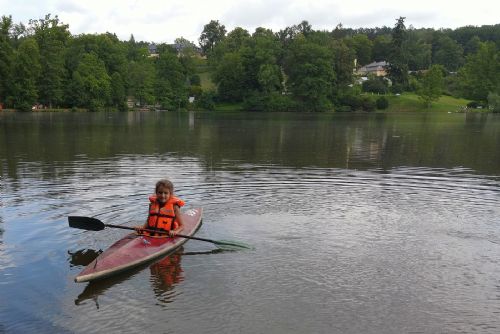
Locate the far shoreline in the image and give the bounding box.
[0,92,479,114]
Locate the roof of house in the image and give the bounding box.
[360,61,388,71]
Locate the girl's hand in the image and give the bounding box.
[168,230,177,237]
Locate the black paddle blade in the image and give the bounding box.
[68,216,106,231]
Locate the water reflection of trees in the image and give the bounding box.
[2,112,500,178]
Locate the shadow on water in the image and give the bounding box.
[67,249,103,267]
[72,247,236,308]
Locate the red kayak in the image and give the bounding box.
[75,208,203,283]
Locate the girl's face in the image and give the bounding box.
[156,186,171,204]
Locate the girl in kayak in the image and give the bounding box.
[139,179,185,237]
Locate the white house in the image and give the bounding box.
[357,61,389,77]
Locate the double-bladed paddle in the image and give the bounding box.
[68,216,251,249]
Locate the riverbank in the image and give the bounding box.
[204,92,472,113]
[0,93,474,113]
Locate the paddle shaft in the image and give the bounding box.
[68,216,250,248]
[105,223,223,244]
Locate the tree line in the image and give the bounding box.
[1,14,499,112]
[0,14,195,111]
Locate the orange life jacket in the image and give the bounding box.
[146,195,185,231]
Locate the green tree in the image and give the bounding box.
[214,52,245,102]
[209,27,250,67]
[487,92,500,112]
[65,33,127,85]
[29,14,70,108]
[10,20,26,48]
[155,50,188,109]
[174,37,197,54]
[464,35,481,56]
[126,34,146,61]
[0,16,14,105]
[331,39,355,89]
[277,20,313,55]
[127,59,156,106]
[387,17,409,88]
[347,34,372,66]
[258,63,281,93]
[432,33,464,71]
[211,26,283,103]
[284,37,334,111]
[417,64,444,107]
[96,33,128,75]
[199,20,226,56]
[110,72,126,110]
[296,20,313,37]
[242,27,282,93]
[10,38,41,111]
[372,35,391,61]
[362,77,389,94]
[68,52,111,110]
[223,27,250,53]
[174,37,198,77]
[405,30,431,71]
[277,25,300,52]
[458,42,500,102]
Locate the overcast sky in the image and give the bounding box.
[1,0,499,44]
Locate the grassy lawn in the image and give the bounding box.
[193,58,216,91]
[199,71,216,91]
[384,92,471,112]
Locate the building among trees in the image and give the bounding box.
[356,61,388,77]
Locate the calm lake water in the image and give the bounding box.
[1,110,500,333]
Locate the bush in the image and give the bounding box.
[190,75,201,86]
[444,75,462,98]
[242,93,266,111]
[197,91,216,111]
[338,94,362,110]
[16,102,32,112]
[362,78,388,94]
[408,76,419,92]
[487,92,500,112]
[117,102,128,112]
[361,97,376,112]
[335,105,352,112]
[391,84,404,94]
[88,100,104,112]
[467,101,484,108]
[266,93,295,112]
[243,92,295,112]
[189,85,203,98]
[376,96,389,109]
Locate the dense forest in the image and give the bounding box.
[0,14,499,112]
